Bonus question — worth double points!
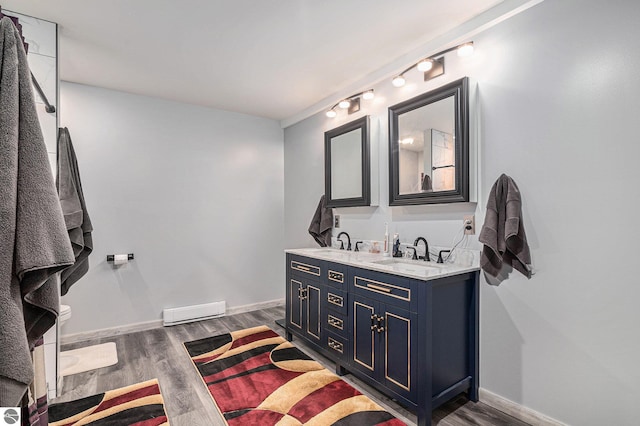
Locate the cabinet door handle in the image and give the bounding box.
[366,283,392,293]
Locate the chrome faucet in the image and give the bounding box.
[337,232,352,251]
[413,237,430,261]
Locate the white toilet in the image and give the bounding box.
[59,304,72,327]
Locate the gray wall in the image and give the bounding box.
[60,82,285,334]
[283,1,640,424]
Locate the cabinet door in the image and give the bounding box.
[305,284,322,342]
[352,296,376,375]
[382,303,416,400]
[287,278,303,331]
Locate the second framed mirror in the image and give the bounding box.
[389,77,469,205]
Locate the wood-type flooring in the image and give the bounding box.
[55,306,531,426]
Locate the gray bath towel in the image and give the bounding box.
[308,195,333,247]
[0,17,75,406]
[479,174,532,279]
[57,127,94,296]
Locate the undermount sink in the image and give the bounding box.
[372,258,443,272]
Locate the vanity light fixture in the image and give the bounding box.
[391,41,474,87]
[400,137,414,145]
[326,89,375,118]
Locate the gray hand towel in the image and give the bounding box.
[308,195,333,247]
[57,127,94,296]
[0,17,75,406]
[479,174,532,279]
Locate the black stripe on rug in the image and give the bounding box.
[205,364,280,386]
[196,344,279,377]
[184,333,233,357]
[332,410,398,425]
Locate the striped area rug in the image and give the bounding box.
[49,379,169,425]
[184,325,405,425]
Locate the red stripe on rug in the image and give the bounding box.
[226,409,284,426]
[130,416,168,426]
[230,329,279,350]
[208,368,303,413]
[288,378,363,423]
[93,383,160,414]
[201,352,272,384]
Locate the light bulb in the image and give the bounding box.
[326,109,337,118]
[338,99,351,109]
[400,137,414,145]
[362,90,374,100]
[417,59,433,72]
[392,75,406,87]
[457,42,474,57]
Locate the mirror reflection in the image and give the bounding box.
[330,128,362,199]
[397,96,455,194]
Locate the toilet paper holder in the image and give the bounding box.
[106,253,135,262]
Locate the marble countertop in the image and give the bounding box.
[285,247,480,282]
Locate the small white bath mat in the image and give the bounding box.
[60,342,118,376]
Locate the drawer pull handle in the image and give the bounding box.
[366,283,392,293]
[328,295,343,305]
[328,316,343,329]
[328,339,343,353]
[296,265,310,271]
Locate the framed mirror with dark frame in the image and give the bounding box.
[324,116,370,208]
[388,77,469,205]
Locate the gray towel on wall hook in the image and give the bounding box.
[479,174,532,279]
[0,17,75,406]
[57,127,94,296]
[308,195,333,247]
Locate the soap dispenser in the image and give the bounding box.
[392,233,402,257]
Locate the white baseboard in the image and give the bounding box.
[226,298,284,316]
[61,299,285,345]
[479,388,567,426]
[60,319,163,344]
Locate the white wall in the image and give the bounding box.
[283,1,640,424]
[60,82,285,335]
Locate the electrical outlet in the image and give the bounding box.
[334,215,340,228]
[463,215,475,235]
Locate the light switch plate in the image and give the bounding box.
[334,215,340,228]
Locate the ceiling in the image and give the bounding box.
[2,0,503,122]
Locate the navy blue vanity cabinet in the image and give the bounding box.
[285,254,325,348]
[284,252,479,426]
[350,269,418,404]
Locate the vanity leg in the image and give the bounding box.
[285,330,293,341]
[335,363,347,376]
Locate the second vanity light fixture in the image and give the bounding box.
[391,41,474,87]
[326,89,374,118]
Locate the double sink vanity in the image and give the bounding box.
[284,247,480,426]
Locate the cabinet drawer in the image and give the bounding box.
[326,312,349,337]
[326,262,347,289]
[352,268,415,311]
[326,288,348,315]
[325,332,348,361]
[289,255,322,279]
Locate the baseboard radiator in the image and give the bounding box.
[163,301,226,326]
